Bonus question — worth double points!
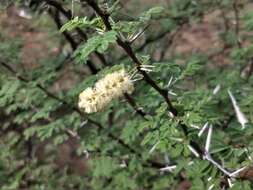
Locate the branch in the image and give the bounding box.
[44,0,107,66]
[48,7,99,74]
[82,0,206,161]
[232,0,241,48]
[83,0,178,116]
[0,61,162,168]
[0,61,100,127]
[45,1,149,125]
[124,93,147,117]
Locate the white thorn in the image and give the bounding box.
[129,69,138,79]
[188,145,200,157]
[213,84,221,95]
[167,76,174,88]
[149,140,160,154]
[208,184,214,190]
[168,91,177,96]
[188,161,194,165]
[140,68,153,72]
[229,166,247,177]
[140,65,155,68]
[227,178,234,188]
[170,137,183,142]
[228,90,248,129]
[190,124,200,129]
[159,165,177,172]
[119,160,127,168]
[198,122,209,137]
[80,120,88,127]
[83,150,89,158]
[204,154,231,176]
[205,125,213,153]
[168,112,175,118]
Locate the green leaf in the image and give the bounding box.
[92,157,118,177]
[60,16,101,32]
[74,31,117,63]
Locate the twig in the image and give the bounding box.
[44,0,107,66]
[232,0,242,48]
[124,93,147,117]
[46,0,150,121]
[83,0,178,116]
[0,61,162,169]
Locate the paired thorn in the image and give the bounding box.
[190,124,247,181]
[128,25,150,44]
[139,64,155,72]
[166,76,178,89]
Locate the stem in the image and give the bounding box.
[0,61,162,168]
[84,0,178,116]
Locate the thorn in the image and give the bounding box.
[205,125,213,153]
[188,145,200,157]
[190,124,200,129]
[66,129,80,139]
[80,120,88,127]
[140,65,155,68]
[167,76,174,88]
[198,122,209,137]
[149,140,160,154]
[170,137,183,142]
[227,178,234,188]
[208,184,214,190]
[168,111,175,118]
[168,90,177,96]
[228,90,248,129]
[129,69,138,80]
[159,165,177,172]
[83,150,89,158]
[204,154,231,176]
[188,161,194,165]
[119,160,127,168]
[213,84,221,95]
[140,68,153,72]
[129,24,150,44]
[229,166,246,177]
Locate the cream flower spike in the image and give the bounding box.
[78,69,134,113]
[78,87,100,113]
